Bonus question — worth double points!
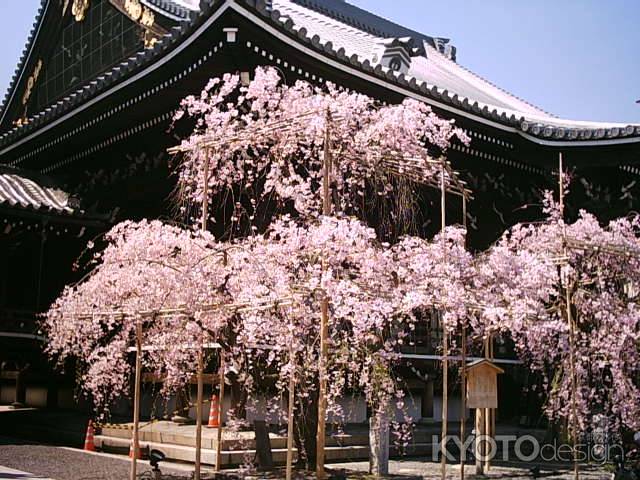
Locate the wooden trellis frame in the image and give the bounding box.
[62,295,297,480]
[168,105,472,480]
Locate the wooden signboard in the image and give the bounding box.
[466,359,504,409]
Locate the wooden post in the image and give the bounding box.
[286,345,296,480]
[440,166,448,480]
[475,408,485,475]
[460,325,467,480]
[484,335,492,472]
[559,152,580,480]
[215,355,226,471]
[130,319,142,480]
[194,148,211,479]
[460,194,467,480]
[195,348,204,480]
[316,108,332,480]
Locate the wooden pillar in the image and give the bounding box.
[421,379,434,419]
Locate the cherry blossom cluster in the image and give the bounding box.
[43,68,640,449]
[481,193,640,430]
[172,67,469,224]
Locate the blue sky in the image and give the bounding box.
[0,0,638,123]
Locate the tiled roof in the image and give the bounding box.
[288,0,441,48]
[0,0,47,128]
[142,0,197,20]
[1,0,638,147]
[0,168,73,215]
[268,0,640,142]
[0,0,215,149]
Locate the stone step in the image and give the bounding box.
[94,434,372,465]
[100,422,369,450]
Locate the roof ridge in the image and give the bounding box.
[141,0,194,20]
[288,0,438,45]
[425,43,555,118]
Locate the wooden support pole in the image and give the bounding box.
[130,320,142,480]
[195,348,204,480]
[316,108,332,480]
[440,166,448,480]
[484,335,492,472]
[559,152,580,480]
[460,325,467,480]
[215,355,226,471]
[286,346,296,480]
[475,407,485,475]
[194,148,211,479]
[460,194,468,480]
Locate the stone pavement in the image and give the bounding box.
[329,458,613,479]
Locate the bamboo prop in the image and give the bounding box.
[460,324,467,480]
[484,335,493,472]
[338,152,472,199]
[316,108,332,480]
[168,109,471,202]
[558,152,580,480]
[167,109,343,154]
[440,165,448,480]
[460,194,467,480]
[215,236,229,473]
[194,147,212,480]
[195,348,204,480]
[60,297,298,322]
[564,236,640,259]
[286,337,296,480]
[130,319,142,480]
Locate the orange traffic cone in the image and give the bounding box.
[206,394,220,428]
[129,441,142,459]
[84,420,96,452]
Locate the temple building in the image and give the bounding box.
[0,0,638,425]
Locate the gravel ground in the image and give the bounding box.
[0,436,199,480]
[0,436,613,480]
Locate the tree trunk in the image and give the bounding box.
[294,386,319,469]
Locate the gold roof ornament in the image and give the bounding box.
[21,59,43,106]
[124,0,143,21]
[140,7,155,28]
[72,0,90,21]
[62,0,70,16]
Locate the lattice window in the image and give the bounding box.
[32,0,144,112]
